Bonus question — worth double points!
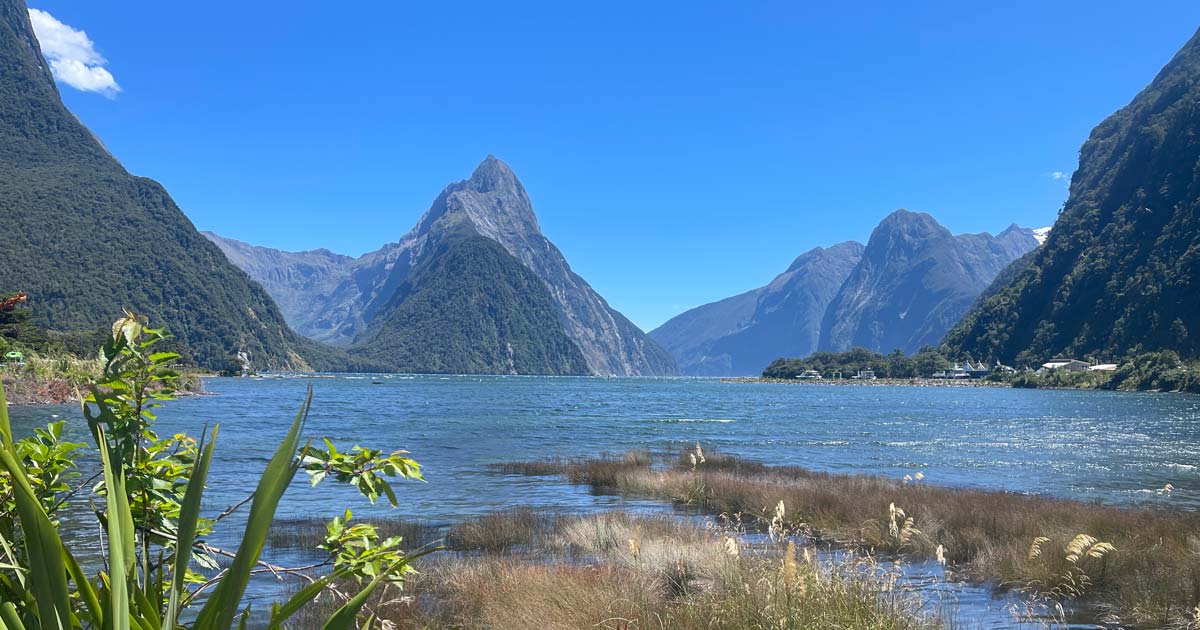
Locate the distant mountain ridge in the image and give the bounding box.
[820,212,1040,354]
[200,233,355,335]
[650,242,864,376]
[651,211,1041,376]
[0,0,325,371]
[944,25,1200,363]
[208,157,676,376]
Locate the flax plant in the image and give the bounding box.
[0,315,429,629]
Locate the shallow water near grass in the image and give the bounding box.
[9,374,1199,627]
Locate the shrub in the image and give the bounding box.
[0,313,427,628]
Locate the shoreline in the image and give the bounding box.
[0,374,78,405]
[722,376,1010,388]
[724,375,1196,394]
[1,372,207,406]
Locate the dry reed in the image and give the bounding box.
[499,447,1200,627]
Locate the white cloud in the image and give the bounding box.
[27,8,120,97]
[1049,171,1069,181]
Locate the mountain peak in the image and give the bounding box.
[1150,25,1200,86]
[410,155,541,243]
[866,210,951,256]
[878,209,942,230]
[466,155,521,194]
[218,156,675,375]
[821,211,1039,355]
[0,0,316,371]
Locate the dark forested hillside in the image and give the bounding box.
[348,235,589,375]
[945,27,1200,363]
[0,0,317,370]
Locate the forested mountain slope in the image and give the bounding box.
[945,26,1200,362]
[0,0,319,370]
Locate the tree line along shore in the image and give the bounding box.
[752,347,1200,394]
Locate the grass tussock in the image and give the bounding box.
[282,510,942,630]
[500,447,1200,628]
[445,506,547,552]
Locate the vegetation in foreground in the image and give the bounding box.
[0,314,426,628]
[496,447,1200,628]
[271,510,944,630]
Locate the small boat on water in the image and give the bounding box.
[795,369,822,380]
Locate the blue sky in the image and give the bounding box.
[30,1,1200,331]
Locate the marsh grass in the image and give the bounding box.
[675,444,767,475]
[500,448,1200,628]
[279,510,943,630]
[445,506,548,552]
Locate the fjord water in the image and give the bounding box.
[12,375,1200,519]
[9,376,1200,627]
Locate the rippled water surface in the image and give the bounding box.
[9,375,1200,627]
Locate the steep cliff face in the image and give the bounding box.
[408,157,675,376]
[211,157,676,375]
[651,242,864,375]
[0,0,315,370]
[820,211,1038,354]
[945,27,1200,362]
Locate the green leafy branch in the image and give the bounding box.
[300,440,422,507]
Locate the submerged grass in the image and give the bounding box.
[281,510,944,630]
[500,448,1200,628]
[269,515,444,551]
